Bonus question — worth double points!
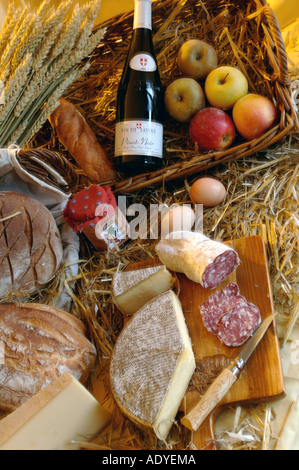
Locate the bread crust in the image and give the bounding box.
[49,98,117,183]
[0,304,96,411]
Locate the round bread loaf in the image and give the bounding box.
[0,303,97,411]
[0,192,63,298]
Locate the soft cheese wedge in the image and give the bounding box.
[0,373,111,450]
[110,290,196,440]
[112,265,174,315]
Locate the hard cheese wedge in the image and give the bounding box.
[0,373,111,450]
[112,265,174,315]
[110,290,196,440]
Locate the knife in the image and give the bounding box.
[181,313,276,432]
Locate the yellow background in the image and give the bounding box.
[0,0,134,26]
[0,0,298,29]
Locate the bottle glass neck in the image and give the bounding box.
[133,0,152,30]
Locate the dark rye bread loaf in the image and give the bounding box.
[0,192,63,298]
[0,303,97,411]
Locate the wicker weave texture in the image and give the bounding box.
[39,0,298,193]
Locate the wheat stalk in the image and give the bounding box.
[32,2,73,72]
[13,63,91,147]
[49,4,90,62]
[0,4,21,58]
[0,53,32,128]
[75,0,102,50]
[10,1,58,75]
[0,0,105,148]
[0,7,30,71]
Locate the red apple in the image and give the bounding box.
[189,107,236,150]
[232,93,279,140]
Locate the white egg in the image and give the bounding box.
[161,205,195,236]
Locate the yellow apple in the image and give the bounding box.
[205,66,248,110]
[164,78,205,123]
[232,93,279,140]
[177,39,218,80]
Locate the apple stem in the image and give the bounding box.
[220,73,230,84]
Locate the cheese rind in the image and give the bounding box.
[110,290,196,440]
[112,265,174,315]
[0,373,111,450]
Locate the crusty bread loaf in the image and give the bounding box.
[49,98,117,183]
[0,304,96,411]
[0,192,63,298]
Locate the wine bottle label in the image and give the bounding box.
[115,120,163,158]
[130,52,157,72]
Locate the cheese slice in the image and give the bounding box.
[0,373,111,450]
[110,290,196,440]
[112,265,174,315]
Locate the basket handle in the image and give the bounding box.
[248,4,291,86]
[260,5,291,86]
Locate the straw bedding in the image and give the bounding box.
[23,140,298,450]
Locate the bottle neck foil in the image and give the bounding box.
[133,0,152,30]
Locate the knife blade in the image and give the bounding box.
[181,312,276,432]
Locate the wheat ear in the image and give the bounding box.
[0,4,21,59]
[0,7,30,70]
[12,63,91,147]
[0,53,32,129]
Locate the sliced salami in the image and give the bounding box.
[199,283,262,347]
[155,231,240,289]
[217,304,261,347]
[200,283,246,334]
[222,283,240,297]
[200,290,230,333]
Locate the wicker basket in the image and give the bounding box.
[17,149,79,194]
[67,0,298,194]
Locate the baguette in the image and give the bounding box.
[49,98,117,183]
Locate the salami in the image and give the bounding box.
[155,231,240,289]
[200,283,245,333]
[199,283,262,347]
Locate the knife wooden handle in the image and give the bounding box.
[181,367,238,432]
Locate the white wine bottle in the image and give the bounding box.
[114,0,164,175]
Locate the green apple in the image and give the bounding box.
[177,39,218,80]
[205,66,248,110]
[164,78,205,123]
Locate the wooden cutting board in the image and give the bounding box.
[125,235,285,450]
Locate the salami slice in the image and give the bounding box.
[217,304,261,347]
[155,231,240,289]
[200,283,246,333]
[200,290,231,333]
[199,283,262,347]
[222,283,240,297]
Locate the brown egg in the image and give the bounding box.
[190,177,226,207]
